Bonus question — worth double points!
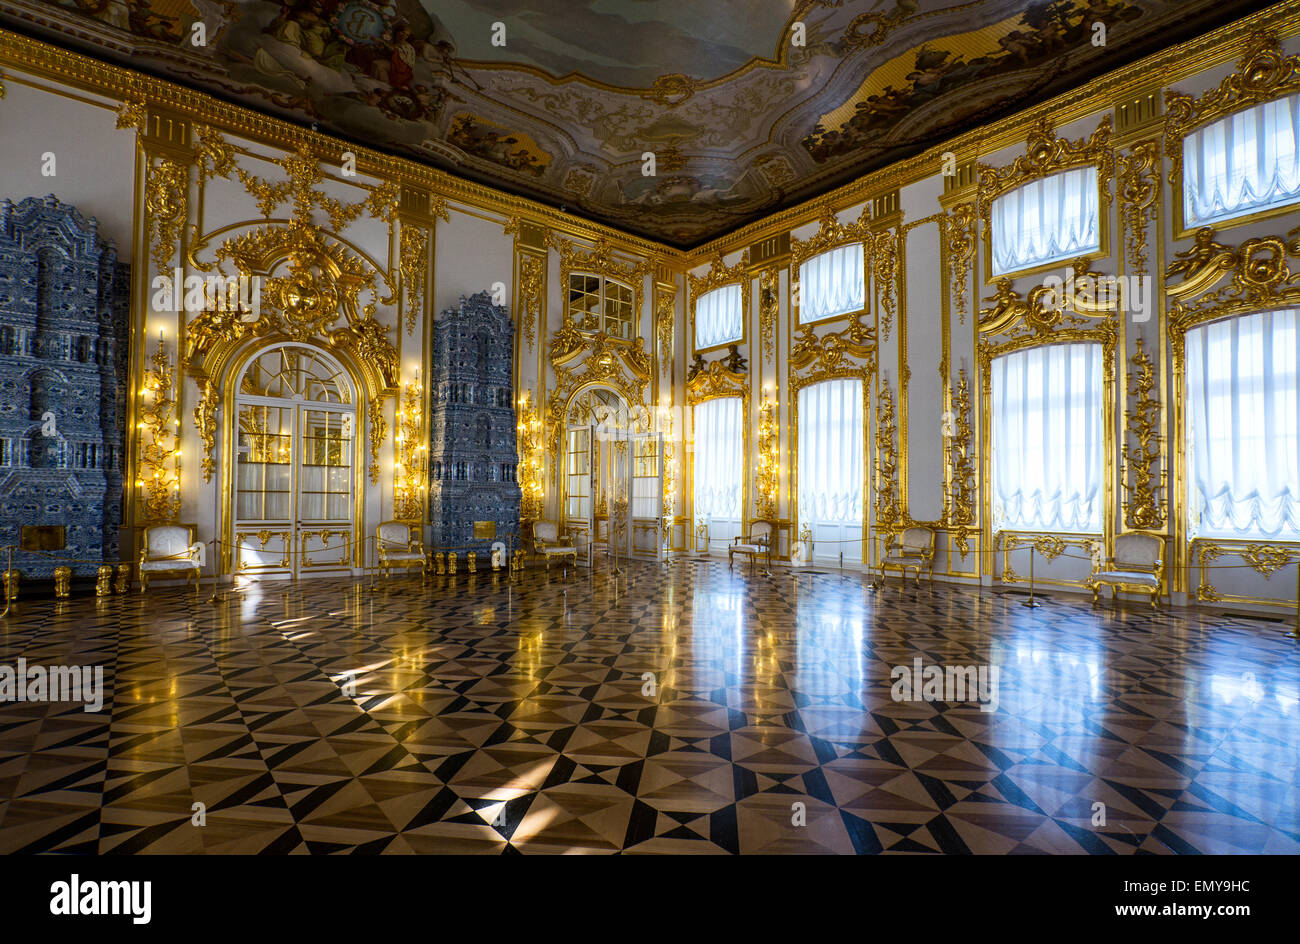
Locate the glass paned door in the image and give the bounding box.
[631,432,663,559]
[231,345,356,578]
[566,424,594,562]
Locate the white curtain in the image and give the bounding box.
[1185,92,1300,227]
[693,397,743,520]
[798,378,863,523]
[991,166,1099,275]
[695,283,743,349]
[992,343,1103,532]
[1186,308,1300,538]
[799,243,864,323]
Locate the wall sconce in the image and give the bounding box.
[756,393,778,520]
[138,334,181,523]
[393,378,426,521]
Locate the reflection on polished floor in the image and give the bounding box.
[0,561,1297,854]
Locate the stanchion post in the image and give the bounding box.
[1022,541,1042,608]
[1292,558,1299,641]
[0,545,12,619]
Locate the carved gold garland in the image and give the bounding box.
[945,202,976,325]
[1165,30,1300,231]
[874,381,900,528]
[1118,140,1160,278]
[944,368,976,558]
[400,224,428,337]
[688,250,750,352]
[518,253,543,354]
[871,230,898,341]
[759,268,778,364]
[367,397,385,485]
[755,394,778,520]
[655,283,676,374]
[1121,337,1166,531]
[144,156,188,275]
[516,391,544,521]
[193,380,218,484]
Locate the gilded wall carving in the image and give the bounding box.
[1121,337,1165,531]
[1118,140,1160,278]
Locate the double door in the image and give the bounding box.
[565,424,663,562]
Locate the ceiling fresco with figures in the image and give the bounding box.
[0,0,1277,247]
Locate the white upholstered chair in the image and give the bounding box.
[1090,532,1165,609]
[138,524,204,591]
[729,520,774,573]
[878,526,936,587]
[376,521,427,577]
[533,520,578,573]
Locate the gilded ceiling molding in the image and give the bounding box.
[1167,226,1300,333]
[1118,140,1160,278]
[1164,30,1300,226]
[944,368,977,558]
[688,251,751,351]
[1121,337,1166,532]
[871,231,898,341]
[945,203,977,325]
[874,381,900,529]
[759,268,778,365]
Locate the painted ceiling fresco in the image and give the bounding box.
[0,0,1276,247]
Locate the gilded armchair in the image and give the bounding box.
[729,519,774,573]
[533,520,578,573]
[138,524,204,591]
[878,526,936,588]
[376,521,428,577]
[1090,532,1165,609]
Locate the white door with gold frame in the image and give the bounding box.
[230,344,357,578]
[565,423,594,564]
[630,431,663,560]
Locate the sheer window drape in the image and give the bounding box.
[1184,92,1300,227]
[992,342,1103,532]
[799,243,864,323]
[693,397,743,520]
[695,284,743,350]
[798,378,863,524]
[991,166,1099,275]
[1186,308,1300,538]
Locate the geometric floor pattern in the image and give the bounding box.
[1,558,1297,854]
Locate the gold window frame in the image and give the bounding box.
[976,116,1113,283]
[686,362,750,533]
[689,252,750,356]
[1165,30,1300,239]
[788,203,871,329]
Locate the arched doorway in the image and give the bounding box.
[229,343,359,578]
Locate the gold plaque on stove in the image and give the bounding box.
[473,521,496,540]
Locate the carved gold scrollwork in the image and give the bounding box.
[368,397,385,486]
[145,156,188,274]
[518,253,543,353]
[1165,30,1300,203]
[686,360,747,405]
[655,285,675,372]
[759,268,778,364]
[1167,226,1300,326]
[943,369,976,558]
[874,382,899,528]
[977,116,1114,212]
[872,230,898,341]
[789,316,876,381]
[194,380,219,484]
[1121,337,1166,531]
[945,203,976,325]
[1118,140,1160,278]
[400,224,428,337]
